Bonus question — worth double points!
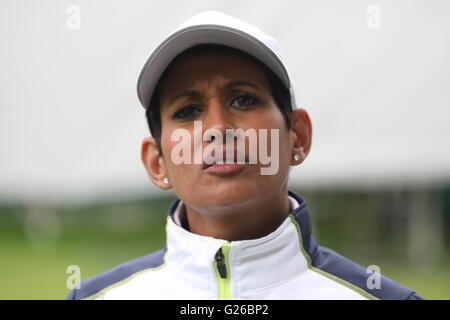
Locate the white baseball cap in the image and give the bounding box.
[137,10,297,112]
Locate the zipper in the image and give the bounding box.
[214,243,232,300]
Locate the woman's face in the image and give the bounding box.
[147,52,308,214]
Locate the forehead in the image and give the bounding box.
[158,52,270,102]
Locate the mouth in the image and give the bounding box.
[202,149,248,175]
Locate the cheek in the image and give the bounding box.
[238,117,290,180]
[160,128,199,180]
[277,129,293,167]
[250,110,291,157]
[160,129,182,172]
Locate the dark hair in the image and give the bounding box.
[145,44,293,154]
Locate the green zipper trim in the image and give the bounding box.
[214,243,232,300]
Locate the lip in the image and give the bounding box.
[202,149,248,176]
[203,162,246,176]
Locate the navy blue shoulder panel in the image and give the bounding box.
[66,247,166,300]
[311,243,424,300]
[288,190,424,300]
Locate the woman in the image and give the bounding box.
[68,11,423,300]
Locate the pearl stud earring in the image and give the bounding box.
[293,147,305,161]
[163,177,169,185]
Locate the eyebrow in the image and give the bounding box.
[169,80,260,105]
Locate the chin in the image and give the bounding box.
[202,183,263,208]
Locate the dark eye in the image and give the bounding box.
[230,93,260,110]
[172,105,202,120]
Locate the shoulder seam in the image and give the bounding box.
[83,252,168,300]
[288,214,378,300]
[406,291,420,300]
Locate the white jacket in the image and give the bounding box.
[67,191,422,300]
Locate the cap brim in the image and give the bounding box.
[137,25,291,109]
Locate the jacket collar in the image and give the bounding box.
[164,190,316,293]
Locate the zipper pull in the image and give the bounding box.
[215,247,227,279]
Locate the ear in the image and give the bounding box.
[141,137,171,190]
[290,108,313,165]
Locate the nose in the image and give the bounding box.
[203,98,236,143]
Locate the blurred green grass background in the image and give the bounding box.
[1,189,449,300]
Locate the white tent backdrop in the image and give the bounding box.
[1,0,449,203]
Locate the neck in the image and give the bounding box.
[183,189,291,241]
